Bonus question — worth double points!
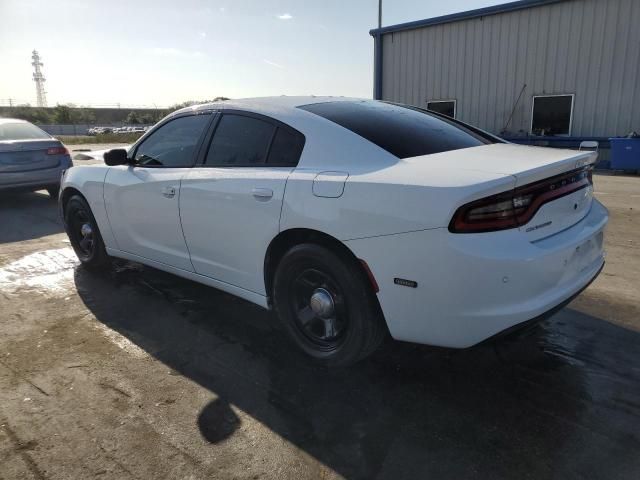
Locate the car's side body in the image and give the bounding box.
[61,97,607,350]
[0,118,72,195]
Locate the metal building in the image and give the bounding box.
[370,0,640,144]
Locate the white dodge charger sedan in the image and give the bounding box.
[60,97,607,365]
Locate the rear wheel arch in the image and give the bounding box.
[264,228,380,305]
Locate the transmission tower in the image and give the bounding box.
[31,50,47,107]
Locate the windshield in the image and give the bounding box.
[0,122,51,141]
[298,100,494,159]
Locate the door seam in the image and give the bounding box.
[101,167,122,250]
[177,172,197,272]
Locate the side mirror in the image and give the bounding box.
[104,148,129,166]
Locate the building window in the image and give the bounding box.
[426,100,456,119]
[531,95,574,136]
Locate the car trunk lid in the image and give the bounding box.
[517,167,595,241]
[406,143,596,186]
[0,140,64,173]
[406,143,597,239]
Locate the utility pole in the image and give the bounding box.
[378,0,382,28]
[31,50,47,107]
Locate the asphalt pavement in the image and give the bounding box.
[1,173,639,479]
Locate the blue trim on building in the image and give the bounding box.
[369,0,567,36]
[373,34,383,100]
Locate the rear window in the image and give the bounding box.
[0,122,51,141]
[298,101,491,159]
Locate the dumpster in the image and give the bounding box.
[610,136,640,170]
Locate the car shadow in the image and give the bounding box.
[74,262,640,480]
[0,191,63,243]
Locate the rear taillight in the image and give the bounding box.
[47,146,69,155]
[449,167,593,233]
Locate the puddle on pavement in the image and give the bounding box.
[0,247,78,296]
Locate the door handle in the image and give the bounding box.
[162,186,176,198]
[251,187,273,200]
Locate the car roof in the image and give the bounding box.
[172,96,364,121]
[167,96,401,170]
[171,96,373,140]
[0,118,30,125]
[192,96,360,111]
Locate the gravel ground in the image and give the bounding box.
[0,173,639,480]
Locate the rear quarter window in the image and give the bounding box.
[267,127,305,166]
[298,101,492,159]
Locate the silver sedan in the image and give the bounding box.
[0,118,72,198]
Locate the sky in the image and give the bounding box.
[0,0,505,107]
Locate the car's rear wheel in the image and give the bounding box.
[64,195,110,269]
[273,243,386,366]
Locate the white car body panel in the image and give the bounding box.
[103,166,193,271]
[180,166,293,295]
[345,200,606,347]
[60,96,608,349]
[104,247,269,308]
[410,142,597,186]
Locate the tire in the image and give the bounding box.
[47,185,60,199]
[64,194,110,269]
[272,243,386,367]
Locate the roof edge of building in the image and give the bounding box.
[369,0,568,36]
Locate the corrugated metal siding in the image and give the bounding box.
[380,0,640,137]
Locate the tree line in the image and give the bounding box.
[1,97,229,125]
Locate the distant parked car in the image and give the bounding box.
[60,97,607,365]
[88,127,110,135]
[0,118,72,198]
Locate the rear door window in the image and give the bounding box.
[298,100,491,159]
[205,114,275,166]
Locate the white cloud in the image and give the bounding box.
[199,32,207,38]
[276,13,293,20]
[262,59,285,69]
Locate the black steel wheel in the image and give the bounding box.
[290,267,349,351]
[64,194,109,269]
[273,243,386,366]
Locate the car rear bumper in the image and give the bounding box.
[478,260,604,345]
[0,163,69,192]
[345,199,608,348]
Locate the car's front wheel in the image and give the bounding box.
[64,194,110,269]
[273,243,386,366]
